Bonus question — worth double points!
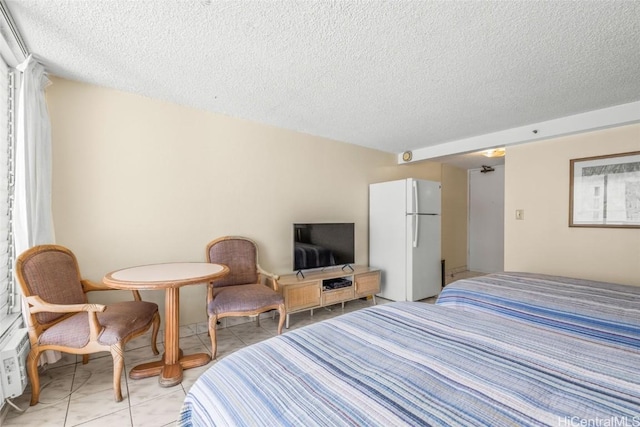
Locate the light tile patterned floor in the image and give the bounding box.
[3,271,482,426]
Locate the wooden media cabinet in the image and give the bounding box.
[276,266,380,328]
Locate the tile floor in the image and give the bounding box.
[2,271,482,427]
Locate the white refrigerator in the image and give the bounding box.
[369,178,441,301]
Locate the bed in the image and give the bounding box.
[436,272,640,349]
[178,273,640,426]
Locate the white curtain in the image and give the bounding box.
[14,54,58,364]
[14,54,54,252]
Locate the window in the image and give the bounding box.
[0,56,18,334]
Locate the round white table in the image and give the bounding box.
[103,262,229,387]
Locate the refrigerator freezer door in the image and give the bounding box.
[369,180,408,302]
[406,179,441,214]
[406,214,441,301]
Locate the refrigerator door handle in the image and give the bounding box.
[413,180,419,213]
[413,214,419,247]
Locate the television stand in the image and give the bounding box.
[297,264,354,280]
[276,266,380,328]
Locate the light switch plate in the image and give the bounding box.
[515,209,524,220]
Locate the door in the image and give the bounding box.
[407,179,441,214]
[468,165,504,273]
[370,180,407,302]
[406,214,441,301]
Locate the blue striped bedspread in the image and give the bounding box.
[436,272,640,349]
[178,302,640,426]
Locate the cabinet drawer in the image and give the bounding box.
[284,282,321,311]
[322,287,354,305]
[355,271,380,297]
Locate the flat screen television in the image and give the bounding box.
[293,223,354,272]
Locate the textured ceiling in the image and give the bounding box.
[6,0,640,161]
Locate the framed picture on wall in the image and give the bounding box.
[569,151,640,228]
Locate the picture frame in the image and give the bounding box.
[569,151,640,228]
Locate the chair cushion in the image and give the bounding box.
[20,250,87,325]
[208,284,283,316]
[38,301,158,348]
[207,239,258,287]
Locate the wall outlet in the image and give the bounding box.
[515,209,524,220]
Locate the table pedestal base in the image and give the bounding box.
[129,351,211,387]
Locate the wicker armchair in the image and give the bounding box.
[15,244,160,405]
[206,236,285,358]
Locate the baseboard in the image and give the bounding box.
[445,265,468,277]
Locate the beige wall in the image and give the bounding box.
[504,123,640,286]
[46,77,466,325]
[441,164,468,272]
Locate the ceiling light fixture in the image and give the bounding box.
[482,148,506,158]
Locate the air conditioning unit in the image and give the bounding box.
[0,328,29,398]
